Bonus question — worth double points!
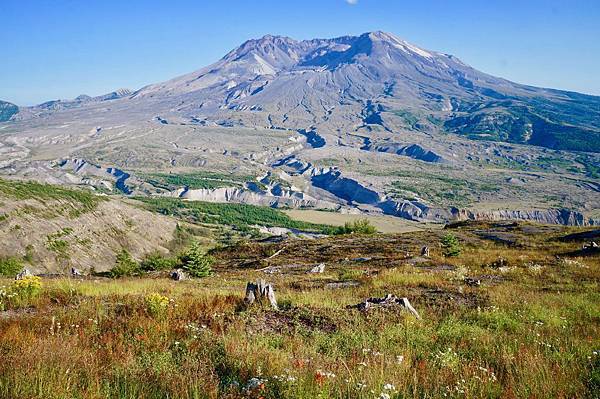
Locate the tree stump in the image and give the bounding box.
[244,279,278,309]
[15,268,33,280]
[170,269,187,281]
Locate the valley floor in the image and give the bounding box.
[283,209,430,234]
[0,222,599,398]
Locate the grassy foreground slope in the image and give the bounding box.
[0,221,598,398]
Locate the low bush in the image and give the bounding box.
[141,252,179,272]
[337,268,364,281]
[11,276,43,298]
[145,293,170,317]
[1,275,43,310]
[0,256,23,277]
[109,249,141,278]
[333,219,377,235]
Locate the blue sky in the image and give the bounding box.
[1,0,599,105]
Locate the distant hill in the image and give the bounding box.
[0,100,18,122]
[0,178,177,274]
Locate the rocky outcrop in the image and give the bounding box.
[177,186,337,209]
[365,143,446,163]
[57,158,135,194]
[378,198,596,226]
[449,208,596,226]
[311,170,381,205]
[298,129,326,148]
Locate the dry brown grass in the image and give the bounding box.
[0,221,599,398]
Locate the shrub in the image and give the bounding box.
[180,242,213,278]
[145,293,170,317]
[11,276,43,302]
[141,252,179,272]
[0,287,8,311]
[0,257,23,277]
[441,233,461,257]
[334,219,377,235]
[109,249,141,278]
[338,268,364,281]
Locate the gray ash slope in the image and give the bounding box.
[131,31,600,153]
[1,32,599,226]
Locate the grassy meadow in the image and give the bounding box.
[0,222,599,398]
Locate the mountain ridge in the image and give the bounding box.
[1,31,598,226]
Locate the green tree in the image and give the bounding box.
[109,249,140,278]
[335,219,377,235]
[180,242,213,278]
[441,233,461,257]
[140,252,179,272]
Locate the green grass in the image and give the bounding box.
[575,155,600,178]
[141,172,253,190]
[391,109,420,129]
[0,223,599,398]
[0,257,23,276]
[0,178,105,217]
[382,170,497,207]
[136,197,334,234]
[443,97,600,153]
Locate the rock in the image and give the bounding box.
[308,263,325,273]
[71,267,82,276]
[464,277,481,287]
[261,266,280,274]
[170,269,186,281]
[421,246,430,257]
[245,377,266,392]
[487,257,508,268]
[244,279,278,309]
[15,268,33,280]
[407,256,429,265]
[350,294,421,319]
[325,281,360,289]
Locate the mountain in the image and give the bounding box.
[0,100,18,122]
[0,32,599,225]
[14,88,132,118]
[129,31,600,152]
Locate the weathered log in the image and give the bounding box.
[244,279,278,309]
[350,294,421,319]
[464,277,481,287]
[308,263,325,273]
[266,247,285,260]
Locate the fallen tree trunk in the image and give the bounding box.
[244,279,278,309]
[349,294,421,319]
